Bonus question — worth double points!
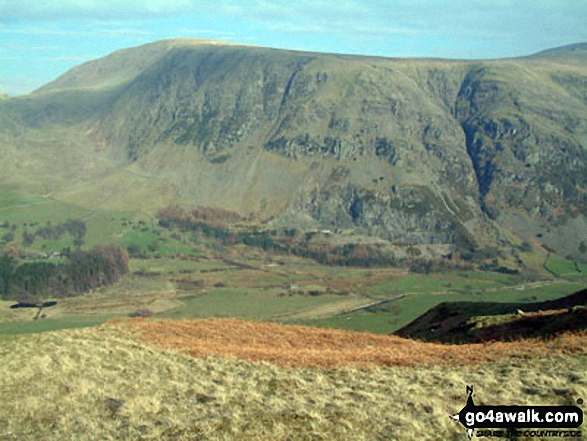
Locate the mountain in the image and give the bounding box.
[1,39,586,265]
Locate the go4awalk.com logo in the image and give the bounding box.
[450,386,583,439]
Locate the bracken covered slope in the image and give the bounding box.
[121,317,587,368]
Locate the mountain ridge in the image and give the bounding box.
[32,39,587,96]
[1,39,586,267]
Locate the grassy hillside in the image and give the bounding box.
[0,320,584,440]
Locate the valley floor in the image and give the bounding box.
[1,254,584,336]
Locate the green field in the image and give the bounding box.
[0,185,206,258]
[546,255,587,279]
[0,314,115,335]
[164,289,348,320]
[3,262,582,336]
[0,189,92,224]
[365,272,518,297]
[1,248,585,335]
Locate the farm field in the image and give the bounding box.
[304,280,586,333]
[546,254,587,280]
[0,189,92,224]
[0,313,112,335]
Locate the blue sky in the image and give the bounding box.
[1,0,586,96]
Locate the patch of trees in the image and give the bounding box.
[0,245,129,302]
[157,207,401,267]
[160,216,289,253]
[292,242,397,267]
[1,218,88,249]
[156,205,476,269]
[157,205,242,228]
[478,262,520,275]
[1,232,14,243]
[408,259,472,274]
[36,219,87,248]
[22,231,35,247]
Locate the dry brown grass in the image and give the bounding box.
[1,320,585,440]
[119,318,587,368]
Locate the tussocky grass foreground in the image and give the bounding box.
[0,319,585,440]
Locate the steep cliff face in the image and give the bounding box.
[97,46,318,160]
[295,183,460,245]
[455,65,587,222]
[1,40,586,260]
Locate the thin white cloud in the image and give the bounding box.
[349,25,422,37]
[266,23,330,35]
[0,53,98,63]
[0,0,194,21]
[267,22,420,38]
[102,28,153,37]
[0,26,72,36]
[0,43,60,51]
[0,26,153,41]
[0,25,153,39]
[41,55,99,63]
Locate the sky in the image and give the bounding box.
[1,0,586,96]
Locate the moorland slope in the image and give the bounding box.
[0,319,585,440]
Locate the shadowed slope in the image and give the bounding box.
[395,288,587,343]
